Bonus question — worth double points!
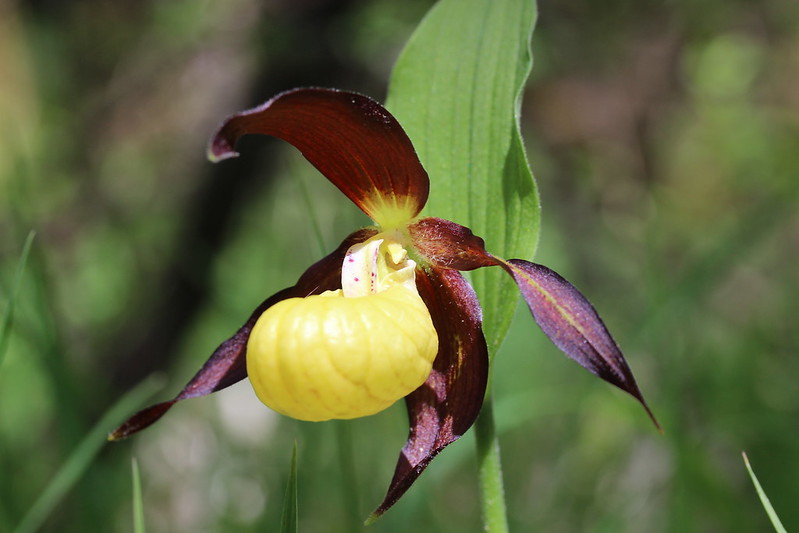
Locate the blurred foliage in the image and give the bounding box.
[1,0,798,532]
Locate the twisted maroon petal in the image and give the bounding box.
[499,259,660,431]
[108,228,377,440]
[369,267,489,520]
[209,88,429,223]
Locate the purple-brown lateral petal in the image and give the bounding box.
[408,217,499,271]
[208,88,429,223]
[500,259,661,431]
[370,267,489,520]
[108,228,377,441]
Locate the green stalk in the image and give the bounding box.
[131,458,146,533]
[295,164,327,257]
[279,442,298,533]
[333,421,362,530]
[475,388,509,533]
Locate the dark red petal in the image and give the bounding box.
[209,88,429,224]
[408,217,499,270]
[500,259,661,431]
[369,267,489,520]
[108,228,377,441]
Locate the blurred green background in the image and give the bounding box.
[1,0,798,531]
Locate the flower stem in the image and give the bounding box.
[333,420,362,531]
[475,389,509,533]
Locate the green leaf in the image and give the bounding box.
[13,376,163,533]
[280,442,298,533]
[387,0,540,355]
[742,452,787,533]
[0,230,35,368]
[131,458,146,533]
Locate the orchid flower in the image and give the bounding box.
[109,88,659,518]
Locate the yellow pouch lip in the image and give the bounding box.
[246,235,438,422]
[247,284,438,421]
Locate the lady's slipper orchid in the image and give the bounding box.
[110,88,659,518]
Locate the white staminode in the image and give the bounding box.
[341,234,418,297]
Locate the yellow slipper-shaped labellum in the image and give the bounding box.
[246,235,438,421]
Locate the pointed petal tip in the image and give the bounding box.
[107,401,176,442]
[207,140,239,163]
[642,401,664,434]
[619,363,662,433]
[364,513,380,526]
[106,424,135,443]
[107,429,131,442]
[606,357,662,433]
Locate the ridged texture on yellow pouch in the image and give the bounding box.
[246,284,438,421]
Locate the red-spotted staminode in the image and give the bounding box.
[109,88,659,519]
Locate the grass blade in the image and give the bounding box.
[131,458,146,533]
[280,442,298,533]
[742,451,787,533]
[13,376,163,533]
[0,230,35,368]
